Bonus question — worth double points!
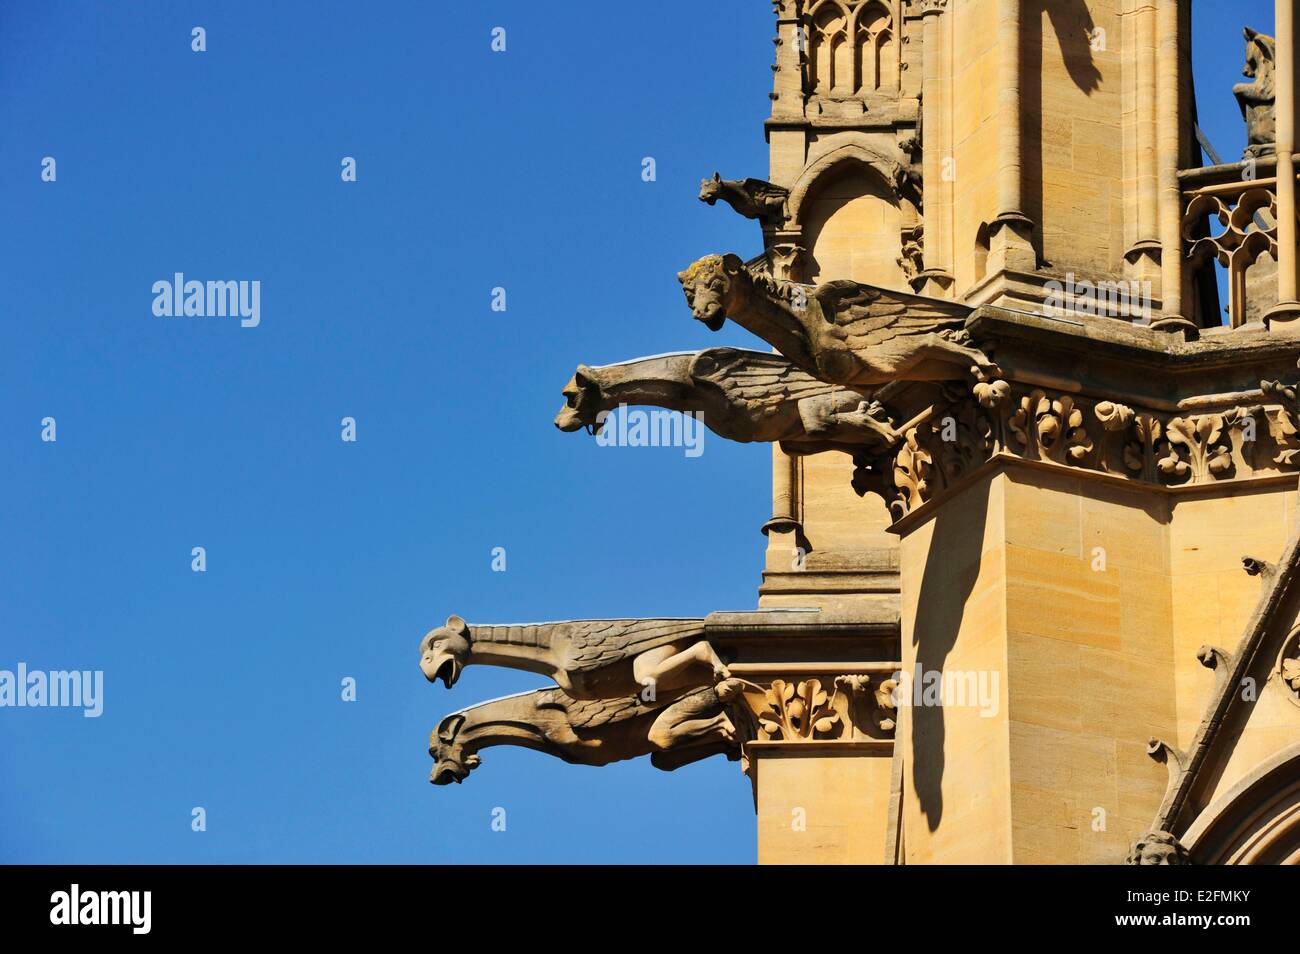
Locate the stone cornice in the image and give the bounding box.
[703,607,899,640]
[967,305,1300,387]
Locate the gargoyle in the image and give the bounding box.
[1260,377,1300,465]
[429,681,743,784]
[698,172,788,226]
[1233,27,1276,159]
[419,616,729,698]
[677,253,1000,388]
[553,348,898,453]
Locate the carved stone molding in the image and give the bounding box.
[754,678,843,740]
[855,379,1300,519]
[1261,378,1300,465]
[1008,390,1094,465]
[897,224,924,282]
[723,672,897,775]
[768,242,807,282]
[1157,411,1242,483]
[1277,625,1300,709]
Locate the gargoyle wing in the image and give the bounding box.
[741,178,789,203]
[812,280,971,351]
[689,348,841,419]
[565,618,706,672]
[539,691,645,729]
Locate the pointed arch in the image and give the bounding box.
[851,0,895,92]
[809,1,852,93]
[1182,742,1300,864]
[786,140,911,227]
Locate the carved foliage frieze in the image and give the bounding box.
[859,379,1300,519]
[1008,390,1093,466]
[724,672,897,773]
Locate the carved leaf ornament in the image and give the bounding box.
[757,678,842,740]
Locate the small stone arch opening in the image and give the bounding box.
[798,160,908,288]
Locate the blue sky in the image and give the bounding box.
[0,0,1276,864]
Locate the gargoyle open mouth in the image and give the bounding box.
[430,762,466,785]
[694,304,726,332]
[554,405,602,435]
[433,657,459,688]
[422,652,461,688]
[429,753,478,785]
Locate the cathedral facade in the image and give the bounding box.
[423,0,1300,865]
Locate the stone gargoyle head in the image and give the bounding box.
[1242,26,1275,82]
[698,171,725,205]
[554,366,603,433]
[677,253,745,332]
[1126,830,1190,865]
[419,615,471,689]
[428,712,479,785]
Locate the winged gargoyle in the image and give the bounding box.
[698,172,789,227]
[553,348,898,454]
[419,616,729,699]
[677,253,1000,388]
[429,681,743,784]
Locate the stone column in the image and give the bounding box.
[990,0,1036,272]
[1126,1,1161,283]
[917,0,953,296]
[770,0,805,124]
[1267,0,1300,329]
[765,445,800,535]
[762,445,802,581]
[1152,0,1194,333]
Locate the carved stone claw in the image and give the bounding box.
[971,362,1003,384]
[714,677,746,703]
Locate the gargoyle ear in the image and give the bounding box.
[722,253,745,274]
[676,268,690,284]
[713,171,721,182]
[435,711,467,743]
[574,365,596,390]
[444,615,468,636]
